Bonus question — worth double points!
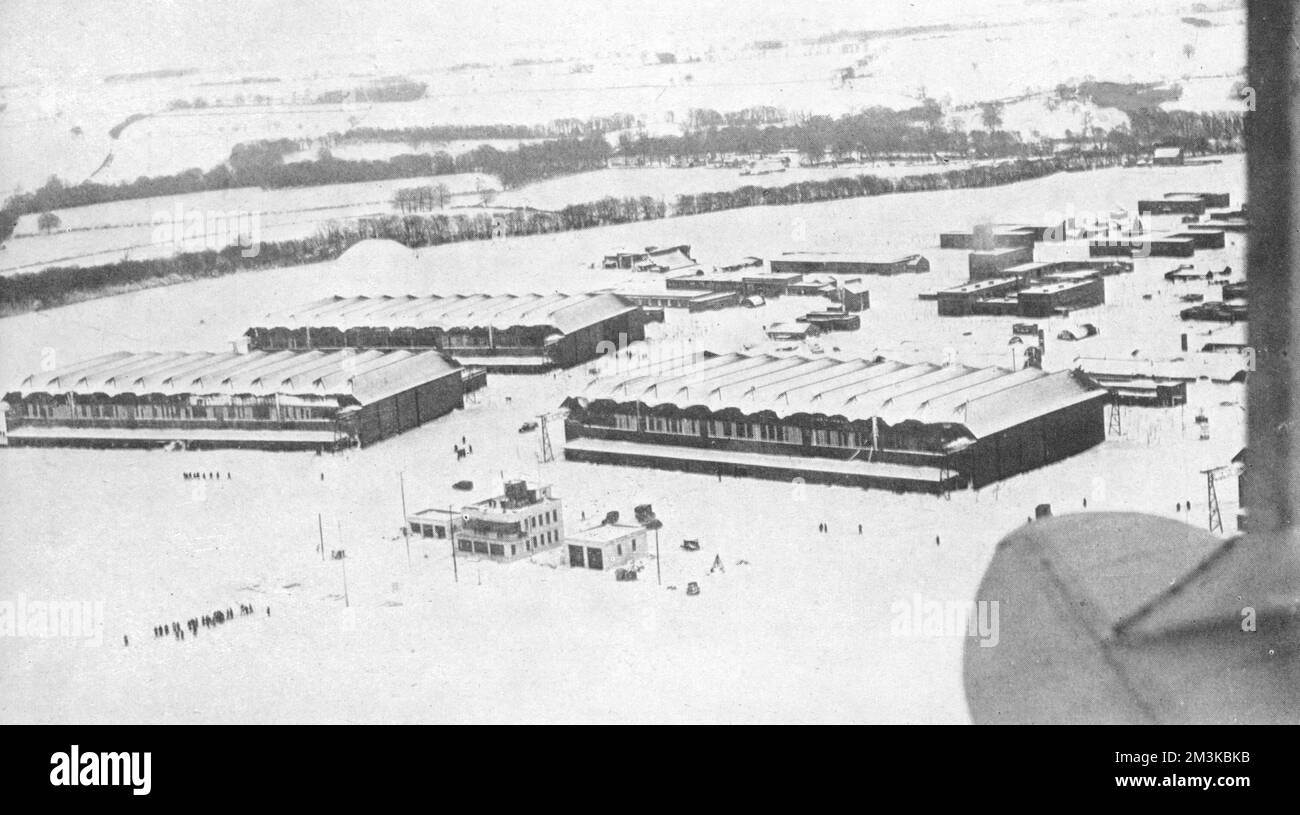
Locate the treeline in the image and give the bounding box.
[619,102,1017,162]
[0,135,612,242]
[618,103,1244,164]
[673,158,1085,215]
[0,155,1116,315]
[332,113,639,143]
[314,78,427,105]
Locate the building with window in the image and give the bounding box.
[562,351,1108,492]
[567,524,648,571]
[454,480,564,562]
[245,293,645,372]
[602,245,696,271]
[406,508,461,541]
[2,348,464,450]
[768,252,930,276]
[1150,146,1186,166]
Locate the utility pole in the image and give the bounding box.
[1108,403,1123,437]
[450,503,459,583]
[399,471,411,569]
[538,414,554,463]
[1200,466,1226,534]
[317,513,325,561]
[654,526,661,586]
[341,552,349,607]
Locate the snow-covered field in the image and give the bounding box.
[0,173,494,276]
[0,157,1246,723]
[0,158,1063,276]
[490,159,1003,211]
[0,1,1246,192]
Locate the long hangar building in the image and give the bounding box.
[2,349,464,450]
[245,293,646,372]
[562,352,1107,493]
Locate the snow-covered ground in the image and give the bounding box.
[0,1,1246,192]
[0,157,1246,723]
[0,173,493,276]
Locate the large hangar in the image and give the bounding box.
[562,352,1107,492]
[245,293,646,372]
[3,349,464,450]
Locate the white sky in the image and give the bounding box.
[0,0,1196,86]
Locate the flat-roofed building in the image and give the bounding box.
[567,524,648,571]
[969,246,1034,277]
[798,310,861,331]
[766,321,819,341]
[454,480,564,562]
[1017,278,1105,317]
[1167,192,1230,208]
[937,277,1023,315]
[612,287,740,312]
[245,293,645,373]
[603,245,695,271]
[769,252,930,276]
[665,271,748,294]
[1090,233,1196,257]
[1139,194,1204,215]
[406,508,461,541]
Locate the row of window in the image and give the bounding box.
[20,403,323,421]
[411,522,448,539]
[457,529,559,558]
[644,416,701,436]
[526,509,558,529]
[611,414,856,447]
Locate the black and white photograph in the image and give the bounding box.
[0,0,1294,745]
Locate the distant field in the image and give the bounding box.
[0,2,1246,192]
[0,173,494,276]
[492,158,1008,211]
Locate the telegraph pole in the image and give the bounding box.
[399,471,411,569]
[654,526,661,586]
[449,503,459,583]
[317,513,325,561]
[341,552,349,607]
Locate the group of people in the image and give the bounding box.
[182,471,230,480]
[454,435,474,461]
[147,603,267,643]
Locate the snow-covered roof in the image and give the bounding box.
[567,524,646,545]
[1075,354,1248,383]
[8,349,460,405]
[252,293,639,335]
[567,352,1106,439]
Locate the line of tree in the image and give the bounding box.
[0,154,1120,315]
[616,103,1243,166]
[0,135,613,242]
[330,113,640,144]
[1,102,1241,244]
